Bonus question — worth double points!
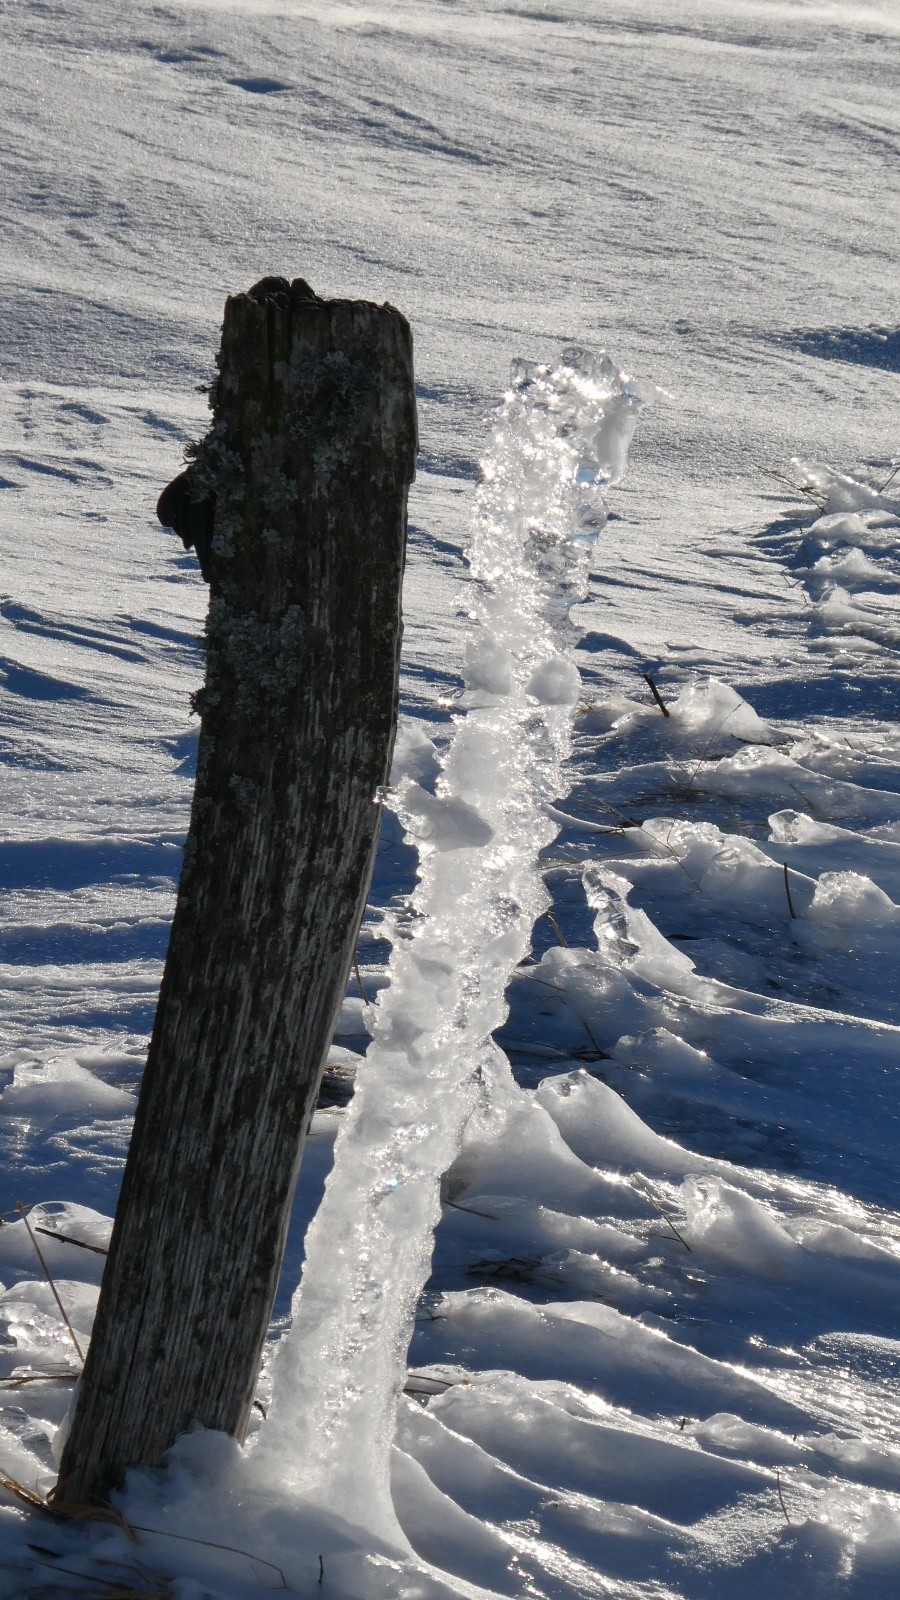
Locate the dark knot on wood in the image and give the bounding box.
[243,276,322,309]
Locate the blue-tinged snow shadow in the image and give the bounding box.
[271,1125,339,1326]
[742,672,900,725]
[0,1076,139,1216]
[228,77,293,94]
[0,838,183,891]
[773,325,900,373]
[415,450,478,481]
[163,729,199,777]
[0,659,94,701]
[128,616,202,653]
[0,600,157,666]
[0,923,172,966]
[578,629,645,660]
[400,661,464,719]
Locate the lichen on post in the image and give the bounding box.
[55,278,417,1508]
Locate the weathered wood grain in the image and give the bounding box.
[55,279,417,1506]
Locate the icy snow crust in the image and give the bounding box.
[1,0,900,1596]
[258,353,639,1530]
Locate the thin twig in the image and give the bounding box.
[753,462,827,506]
[542,914,606,1059]
[43,1489,136,1535]
[878,461,899,493]
[569,1008,605,1063]
[403,1373,455,1394]
[642,672,670,717]
[16,1202,84,1362]
[30,1482,137,1543]
[35,1225,108,1257]
[444,1197,499,1221]
[639,1185,692,1252]
[565,796,707,896]
[318,1554,325,1586]
[780,572,812,606]
[677,705,743,792]
[2,1369,78,1389]
[776,1470,792,1526]
[558,794,642,830]
[543,848,623,862]
[783,862,797,920]
[545,799,630,837]
[518,970,608,1061]
[353,958,371,1009]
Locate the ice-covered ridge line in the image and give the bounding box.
[258,351,645,1538]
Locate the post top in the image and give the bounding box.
[243,277,322,309]
[229,278,408,325]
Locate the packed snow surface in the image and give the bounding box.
[0,1,898,1597]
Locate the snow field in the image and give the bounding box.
[397,662,900,1593]
[1,0,899,1594]
[7,402,900,1600]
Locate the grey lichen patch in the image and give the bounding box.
[288,352,375,470]
[208,604,306,717]
[229,774,260,812]
[212,520,237,561]
[185,417,246,501]
[263,470,299,514]
[207,594,229,632]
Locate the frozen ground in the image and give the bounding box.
[0,0,898,1595]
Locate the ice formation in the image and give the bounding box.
[257,352,647,1534]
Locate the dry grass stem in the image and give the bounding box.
[2,1369,78,1390]
[127,1526,291,1590]
[30,1554,174,1598]
[639,1185,693,1252]
[40,1487,138,1539]
[0,1469,48,1512]
[753,463,827,507]
[16,1203,84,1362]
[542,913,606,1059]
[354,956,372,1008]
[27,1489,293,1594]
[544,911,570,948]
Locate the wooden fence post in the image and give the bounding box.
[54,278,417,1507]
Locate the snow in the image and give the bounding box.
[1,0,899,1596]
